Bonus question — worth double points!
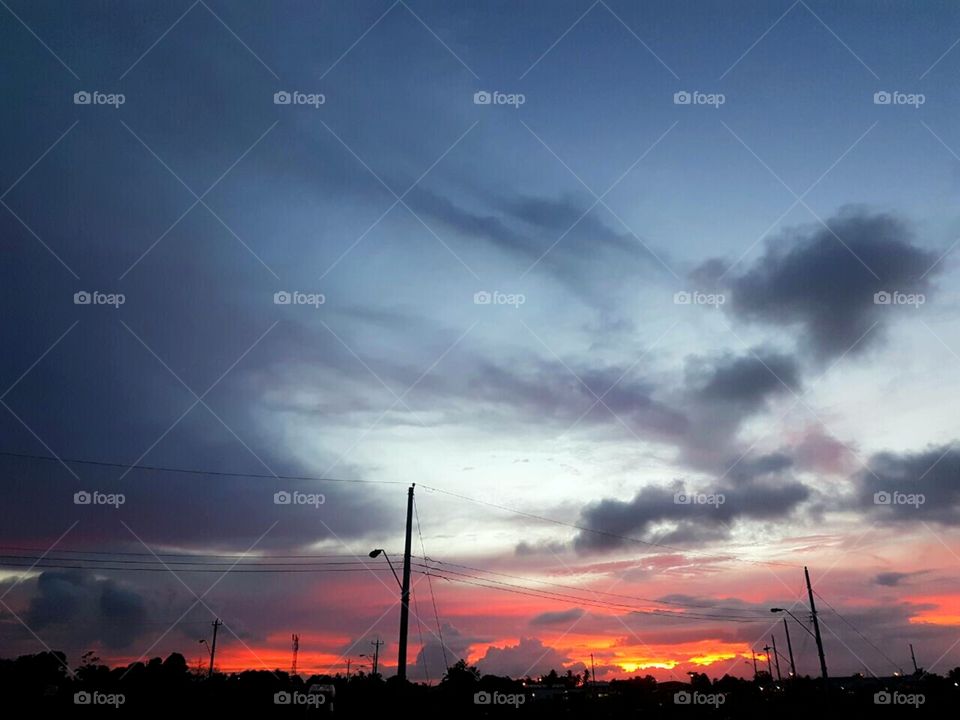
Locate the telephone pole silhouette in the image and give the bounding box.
[371,637,384,676]
[804,566,829,682]
[910,643,920,675]
[762,644,774,678]
[782,618,796,678]
[397,484,415,682]
[770,635,782,681]
[291,633,300,676]
[208,618,221,678]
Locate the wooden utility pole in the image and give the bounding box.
[804,566,828,683]
[208,619,221,678]
[371,637,384,676]
[397,484,415,681]
[771,635,782,681]
[783,618,796,677]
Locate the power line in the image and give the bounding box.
[0,546,370,559]
[414,497,449,671]
[813,590,902,673]
[3,449,800,569]
[0,561,397,574]
[423,569,768,622]
[424,557,766,615]
[0,450,404,485]
[421,564,769,621]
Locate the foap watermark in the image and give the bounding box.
[474,90,525,108]
[474,690,525,707]
[873,91,925,108]
[674,491,725,508]
[274,290,325,307]
[874,290,924,307]
[74,691,125,708]
[74,290,125,308]
[674,90,725,108]
[874,690,925,707]
[674,690,726,707]
[474,290,525,308]
[274,691,326,707]
[74,490,125,509]
[673,290,725,307]
[274,490,325,508]
[874,490,925,508]
[274,90,325,108]
[74,90,125,108]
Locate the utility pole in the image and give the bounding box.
[752,650,758,678]
[804,566,829,683]
[762,645,773,678]
[291,633,300,676]
[771,636,782,681]
[910,644,919,675]
[346,659,351,678]
[590,653,596,687]
[208,618,221,679]
[397,484,415,682]
[783,618,796,678]
[371,637,384,676]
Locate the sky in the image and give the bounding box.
[2,0,960,683]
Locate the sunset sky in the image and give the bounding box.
[2,0,960,683]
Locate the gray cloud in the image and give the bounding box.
[530,608,585,626]
[23,571,148,649]
[874,571,926,587]
[573,475,811,552]
[476,636,578,678]
[712,209,940,362]
[854,444,960,524]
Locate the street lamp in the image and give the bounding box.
[770,608,816,638]
[369,548,402,589]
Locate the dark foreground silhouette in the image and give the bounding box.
[3,652,958,717]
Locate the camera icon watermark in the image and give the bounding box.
[74,691,125,707]
[74,490,125,508]
[474,690,525,707]
[873,290,924,307]
[673,90,725,108]
[274,690,325,706]
[673,290,725,307]
[274,90,325,108]
[873,490,925,508]
[474,290,525,307]
[74,90,125,108]
[74,290,125,308]
[873,90,925,108]
[674,690,725,707]
[274,490,325,508]
[473,90,525,108]
[274,290,325,307]
[674,491,725,508]
[874,690,924,707]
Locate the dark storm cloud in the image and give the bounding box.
[21,571,148,649]
[530,608,584,626]
[674,351,801,471]
[874,571,927,587]
[573,474,810,552]
[689,353,800,409]
[854,444,960,524]
[710,209,940,362]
